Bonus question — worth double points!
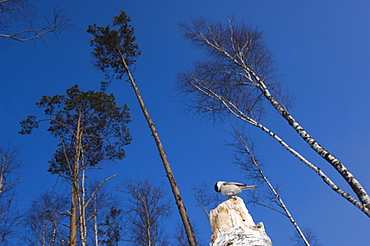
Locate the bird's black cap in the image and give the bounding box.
[214,182,219,192]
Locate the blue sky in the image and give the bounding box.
[2,0,370,245]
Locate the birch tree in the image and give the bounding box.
[23,190,69,246]
[290,227,322,246]
[84,179,123,246]
[177,18,370,217]
[118,179,171,246]
[231,128,310,246]
[87,11,198,245]
[20,84,132,245]
[79,173,117,246]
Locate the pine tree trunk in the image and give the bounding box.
[210,197,272,246]
[118,51,198,246]
[70,118,82,246]
[70,179,78,246]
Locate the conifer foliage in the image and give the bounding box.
[20,84,131,245]
[87,11,198,245]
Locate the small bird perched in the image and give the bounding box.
[214,181,257,199]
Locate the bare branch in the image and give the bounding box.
[178,17,370,216]
[0,3,71,42]
[231,128,310,245]
[192,182,222,220]
[118,178,172,246]
[84,174,117,208]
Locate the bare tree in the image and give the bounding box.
[0,145,21,195]
[177,18,370,217]
[173,221,207,246]
[231,128,310,246]
[0,144,21,244]
[173,223,190,246]
[118,178,172,246]
[87,11,198,245]
[84,179,124,246]
[79,173,117,246]
[23,189,69,246]
[0,0,70,41]
[290,227,323,246]
[192,183,221,220]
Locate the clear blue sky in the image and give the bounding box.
[2,0,370,245]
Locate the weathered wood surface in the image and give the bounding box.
[210,197,272,246]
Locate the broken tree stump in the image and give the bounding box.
[210,197,272,246]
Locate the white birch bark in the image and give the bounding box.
[82,175,117,245]
[79,167,87,246]
[185,22,370,216]
[210,197,272,246]
[191,80,370,216]
[93,212,99,246]
[238,34,370,211]
[249,74,370,204]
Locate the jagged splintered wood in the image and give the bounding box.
[210,197,272,246]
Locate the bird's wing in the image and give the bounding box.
[225,181,247,186]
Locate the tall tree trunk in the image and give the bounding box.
[235,51,370,210]
[255,78,370,208]
[70,177,78,246]
[118,50,198,246]
[141,197,152,246]
[196,27,370,213]
[70,118,83,246]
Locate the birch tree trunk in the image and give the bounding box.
[93,212,99,246]
[210,197,272,246]
[179,18,370,217]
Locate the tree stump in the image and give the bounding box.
[210,197,272,246]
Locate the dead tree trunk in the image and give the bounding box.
[210,197,272,246]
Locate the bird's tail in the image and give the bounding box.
[242,185,257,190]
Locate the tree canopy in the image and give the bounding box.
[20,84,131,174]
[87,11,141,85]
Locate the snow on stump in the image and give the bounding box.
[210,197,272,246]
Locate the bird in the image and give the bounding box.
[214,181,257,199]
